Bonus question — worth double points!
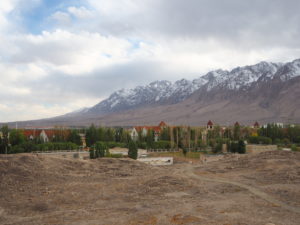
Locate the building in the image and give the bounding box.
[253,121,260,128]
[130,121,168,142]
[130,127,139,141]
[23,129,56,143]
[207,120,214,130]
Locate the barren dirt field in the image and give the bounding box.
[0,151,299,225]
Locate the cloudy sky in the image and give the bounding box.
[0,0,300,122]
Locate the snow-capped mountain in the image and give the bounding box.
[85,59,300,115]
[10,58,300,127]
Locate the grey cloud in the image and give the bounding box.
[16,60,176,105]
[89,0,300,48]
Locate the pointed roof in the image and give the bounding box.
[158,121,167,127]
[23,129,42,138]
[254,121,260,128]
[234,121,240,126]
[207,120,213,126]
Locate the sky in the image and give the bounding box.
[0,0,300,122]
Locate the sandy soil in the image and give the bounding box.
[0,151,299,225]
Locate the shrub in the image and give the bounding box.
[105,142,127,148]
[248,136,272,145]
[108,153,123,158]
[291,144,298,152]
[128,141,138,160]
[237,140,246,154]
[150,141,175,149]
[89,147,95,159]
[95,142,108,158]
[137,142,147,149]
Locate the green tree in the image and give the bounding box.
[95,142,107,158]
[68,130,82,145]
[86,124,98,146]
[9,129,25,146]
[238,140,246,154]
[233,124,241,140]
[89,147,95,159]
[128,141,138,159]
[160,127,170,141]
[1,125,9,154]
[146,129,154,148]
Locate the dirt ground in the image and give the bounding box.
[0,151,299,225]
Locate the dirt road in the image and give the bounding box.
[178,163,300,214]
[0,151,299,225]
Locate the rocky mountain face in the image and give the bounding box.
[9,58,300,127]
[83,59,300,116]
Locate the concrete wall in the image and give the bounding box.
[246,144,278,154]
[137,157,173,166]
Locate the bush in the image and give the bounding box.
[238,140,246,154]
[105,142,127,148]
[248,136,272,145]
[107,153,123,158]
[10,142,78,153]
[95,142,108,158]
[150,141,175,149]
[291,144,298,152]
[128,141,138,160]
[137,142,147,149]
[89,147,95,159]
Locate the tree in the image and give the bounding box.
[68,130,82,145]
[89,147,95,159]
[128,141,138,159]
[233,124,241,140]
[237,140,246,154]
[95,142,108,158]
[9,129,25,146]
[146,129,154,148]
[160,127,170,141]
[1,125,9,154]
[86,124,98,146]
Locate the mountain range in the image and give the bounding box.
[7,58,300,127]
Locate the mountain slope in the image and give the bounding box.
[83,59,298,117]
[6,58,300,127]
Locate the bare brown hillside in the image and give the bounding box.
[0,151,299,225]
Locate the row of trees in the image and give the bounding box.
[89,141,138,160]
[85,125,131,146]
[0,125,82,154]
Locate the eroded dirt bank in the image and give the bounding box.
[0,151,299,225]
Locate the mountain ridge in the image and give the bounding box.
[2,58,300,127]
[76,58,300,117]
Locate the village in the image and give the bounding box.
[0,120,298,162]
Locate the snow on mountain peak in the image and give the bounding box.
[87,59,300,114]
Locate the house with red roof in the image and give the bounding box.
[130,121,168,142]
[207,120,214,130]
[23,129,56,143]
[253,121,260,128]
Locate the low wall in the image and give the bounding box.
[137,157,173,166]
[34,151,89,159]
[246,144,278,154]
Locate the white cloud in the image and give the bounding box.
[0,0,300,122]
[9,29,133,75]
[50,11,71,25]
[67,6,93,19]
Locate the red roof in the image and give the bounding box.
[158,121,167,127]
[207,120,213,126]
[254,121,260,127]
[23,130,42,138]
[234,122,240,126]
[134,126,162,133]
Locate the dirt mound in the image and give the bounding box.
[0,152,299,225]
